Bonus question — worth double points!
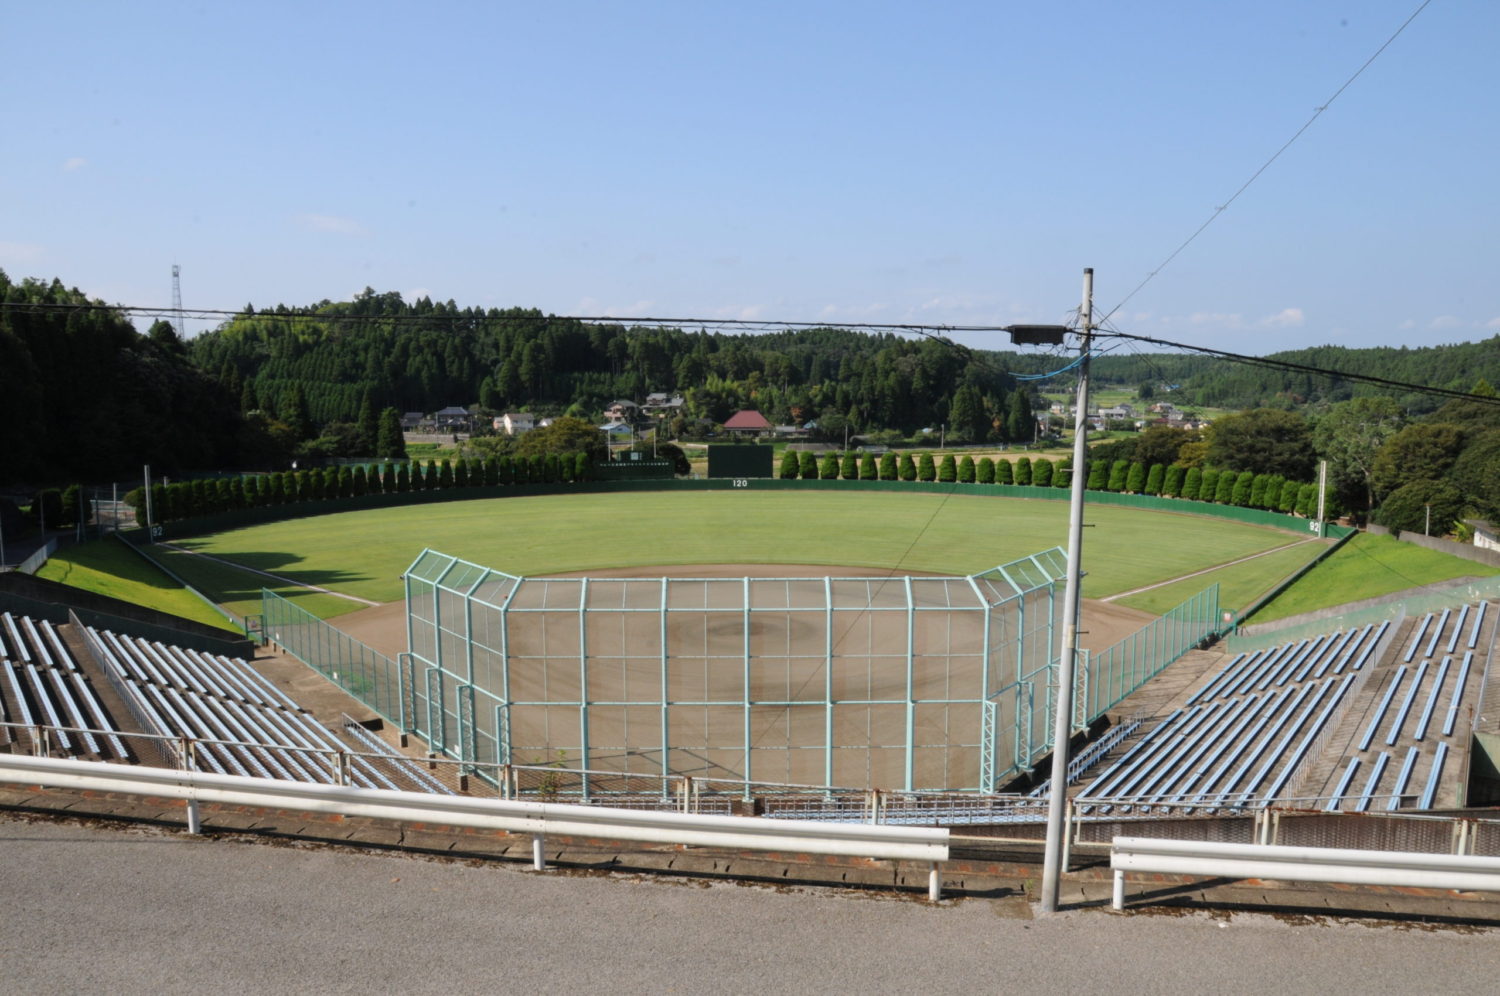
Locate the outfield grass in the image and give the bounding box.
[147,545,366,622]
[35,540,243,633]
[169,491,1302,608]
[1114,540,1330,616]
[44,492,1496,631]
[1248,532,1500,624]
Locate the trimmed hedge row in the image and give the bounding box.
[127,452,593,524]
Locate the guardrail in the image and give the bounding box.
[1109,835,1500,910]
[0,753,951,901]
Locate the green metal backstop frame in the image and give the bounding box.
[400,549,1073,792]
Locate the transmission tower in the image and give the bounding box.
[171,264,186,339]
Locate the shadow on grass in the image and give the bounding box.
[152,546,375,606]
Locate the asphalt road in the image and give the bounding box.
[2,812,1494,995]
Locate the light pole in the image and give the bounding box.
[1040,267,1094,913]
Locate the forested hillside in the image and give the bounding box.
[186,288,1034,440]
[6,272,1500,530]
[0,271,238,485]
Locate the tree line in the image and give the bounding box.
[1084,390,1500,533]
[122,451,596,525]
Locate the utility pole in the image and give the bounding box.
[172,264,187,340]
[1041,267,1094,913]
[143,465,155,541]
[1316,459,1328,538]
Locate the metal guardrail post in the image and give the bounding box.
[1062,799,1074,870]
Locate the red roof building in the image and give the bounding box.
[722,409,772,434]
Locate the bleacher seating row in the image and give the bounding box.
[1074,618,1395,813]
[341,714,455,795]
[1078,602,1493,814]
[0,612,129,760]
[1186,620,1389,706]
[1077,670,1361,814]
[1027,718,1142,799]
[86,625,405,789]
[1321,603,1489,812]
[0,609,461,799]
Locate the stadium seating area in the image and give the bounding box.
[1320,603,1488,812]
[84,624,451,792]
[1,612,129,760]
[1075,602,1494,814]
[1076,620,1391,813]
[1,609,452,796]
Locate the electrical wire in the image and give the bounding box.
[1098,0,1435,326]
[1093,327,1500,407]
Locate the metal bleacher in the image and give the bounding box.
[1317,601,1492,812]
[1075,620,1392,814]
[84,626,440,792]
[0,612,129,760]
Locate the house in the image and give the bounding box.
[1096,403,1135,421]
[722,410,773,436]
[434,406,473,431]
[1469,520,1500,553]
[493,412,536,436]
[604,400,640,425]
[599,422,634,440]
[642,393,685,413]
[400,412,427,431]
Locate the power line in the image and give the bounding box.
[0,298,1009,341]
[1099,0,1435,325]
[7,294,1496,408]
[1095,327,1500,407]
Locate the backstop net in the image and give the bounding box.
[401,548,1068,792]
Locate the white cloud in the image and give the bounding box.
[574,297,654,317]
[62,157,87,172]
[1186,311,1245,328]
[294,213,368,235]
[1260,307,1305,328]
[701,303,764,321]
[406,287,431,302]
[1428,315,1463,331]
[1484,316,1500,330]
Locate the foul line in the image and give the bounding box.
[1101,538,1321,603]
[157,542,381,607]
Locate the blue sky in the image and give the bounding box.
[4,1,1495,355]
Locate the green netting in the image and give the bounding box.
[1080,585,1221,720]
[400,547,1071,792]
[261,589,403,723]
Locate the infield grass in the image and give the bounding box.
[168,491,1304,609]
